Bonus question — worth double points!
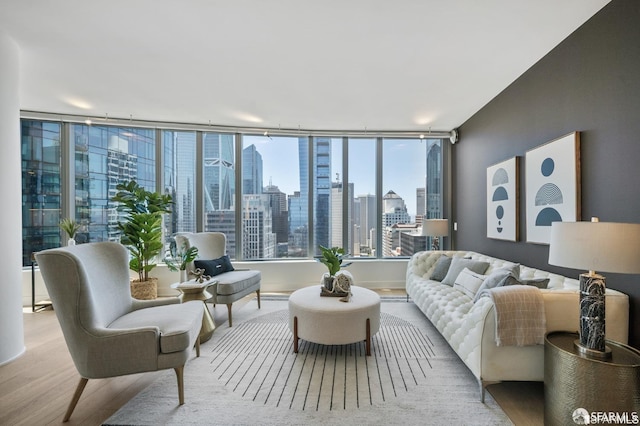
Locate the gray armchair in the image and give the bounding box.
[35,242,204,422]
[175,232,261,326]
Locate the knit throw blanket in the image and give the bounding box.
[482,285,546,346]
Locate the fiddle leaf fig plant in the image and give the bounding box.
[111,180,173,282]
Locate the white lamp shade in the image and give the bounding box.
[548,221,640,274]
[422,219,449,237]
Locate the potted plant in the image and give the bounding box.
[111,180,173,299]
[59,218,80,245]
[164,241,199,282]
[318,245,351,291]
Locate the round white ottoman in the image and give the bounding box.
[288,285,380,356]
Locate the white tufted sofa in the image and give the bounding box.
[406,250,630,401]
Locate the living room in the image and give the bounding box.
[1,1,639,425]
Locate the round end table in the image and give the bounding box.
[171,280,217,342]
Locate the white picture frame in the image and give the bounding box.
[525,132,581,244]
[487,156,519,241]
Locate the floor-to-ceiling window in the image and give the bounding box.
[162,130,197,239]
[203,132,237,256]
[21,120,62,265]
[382,138,442,257]
[72,124,156,244]
[20,117,445,266]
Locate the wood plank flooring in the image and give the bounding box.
[0,294,544,425]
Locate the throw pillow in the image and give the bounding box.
[472,266,519,303]
[430,255,452,282]
[194,255,235,277]
[441,257,490,286]
[453,268,486,298]
[503,275,550,289]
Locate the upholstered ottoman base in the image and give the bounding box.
[288,285,380,356]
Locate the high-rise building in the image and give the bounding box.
[355,194,376,254]
[288,137,331,256]
[264,183,288,244]
[242,144,263,195]
[426,141,442,219]
[204,133,235,212]
[382,190,411,227]
[416,187,426,225]
[242,194,276,259]
[330,179,354,250]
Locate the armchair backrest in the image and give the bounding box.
[175,232,227,272]
[35,242,135,355]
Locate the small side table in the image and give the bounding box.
[31,254,52,312]
[171,280,218,343]
[545,331,640,426]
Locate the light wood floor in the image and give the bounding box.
[0,294,544,426]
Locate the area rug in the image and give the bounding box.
[104,296,512,425]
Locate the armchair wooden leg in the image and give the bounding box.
[227,304,233,327]
[256,289,261,309]
[63,377,88,422]
[174,366,185,405]
[195,335,201,357]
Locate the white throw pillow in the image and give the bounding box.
[453,267,487,298]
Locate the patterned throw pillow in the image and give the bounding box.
[441,257,490,286]
[194,255,235,277]
[453,268,487,298]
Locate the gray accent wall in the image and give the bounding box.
[454,0,640,348]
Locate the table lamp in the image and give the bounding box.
[548,218,640,359]
[422,219,449,251]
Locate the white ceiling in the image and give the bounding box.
[0,0,610,132]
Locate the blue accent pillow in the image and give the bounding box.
[194,255,235,277]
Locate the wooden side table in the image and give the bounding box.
[545,331,640,426]
[171,280,218,343]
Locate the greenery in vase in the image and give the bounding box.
[59,218,80,239]
[164,243,199,272]
[318,245,351,276]
[111,180,173,282]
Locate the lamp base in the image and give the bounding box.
[578,272,607,353]
[573,339,612,360]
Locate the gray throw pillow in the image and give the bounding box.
[503,275,550,289]
[441,257,490,286]
[472,266,519,303]
[429,256,452,282]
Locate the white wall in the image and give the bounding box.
[0,31,25,366]
[23,259,409,304]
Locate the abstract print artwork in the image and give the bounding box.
[486,156,519,241]
[526,132,581,244]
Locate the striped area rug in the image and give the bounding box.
[211,309,435,411]
[105,297,512,425]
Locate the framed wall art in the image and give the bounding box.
[487,156,520,241]
[525,132,581,244]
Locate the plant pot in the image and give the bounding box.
[323,274,334,292]
[67,238,76,246]
[179,269,189,283]
[130,277,158,300]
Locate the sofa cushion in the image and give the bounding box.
[108,301,203,354]
[195,255,235,277]
[442,257,489,286]
[430,255,452,281]
[453,268,486,298]
[214,269,261,296]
